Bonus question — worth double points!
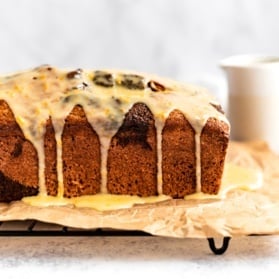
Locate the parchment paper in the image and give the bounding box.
[1,141,279,238]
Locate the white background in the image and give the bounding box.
[1,0,278,80]
[1,233,279,278]
[1,0,278,108]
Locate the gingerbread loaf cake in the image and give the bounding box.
[0,66,230,203]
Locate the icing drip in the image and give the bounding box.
[54,130,63,198]
[0,66,229,197]
[155,119,164,195]
[100,137,109,194]
[195,133,201,193]
[36,138,46,195]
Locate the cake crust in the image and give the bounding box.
[107,103,157,196]
[62,105,101,198]
[162,110,196,197]
[44,117,58,196]
[0,100,38,202]
[201,118,230,194]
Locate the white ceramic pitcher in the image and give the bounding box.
[220,54,279,153]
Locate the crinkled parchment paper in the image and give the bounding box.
[1,141,279,238]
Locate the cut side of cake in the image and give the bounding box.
[0,66,230,203]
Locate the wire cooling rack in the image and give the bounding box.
[0,220,230,255]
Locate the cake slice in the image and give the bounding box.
[162,109,196,197]
[0,100,38,202]
[107,103,157,196]
[62,105,101,198]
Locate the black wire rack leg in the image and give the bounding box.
[207,237,231,255]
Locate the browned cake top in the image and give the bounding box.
[0,66,229,197]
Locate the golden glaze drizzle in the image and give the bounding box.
[22,163,263,211]
[0,66,229,197]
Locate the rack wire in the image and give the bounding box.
[0,220,230,255]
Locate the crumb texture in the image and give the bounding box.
[107,103,157,196]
